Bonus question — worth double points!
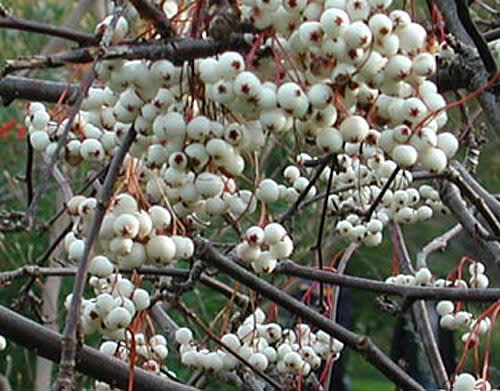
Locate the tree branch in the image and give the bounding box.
[2,35,248,75]
[0,305,196,391]
[0,5,97,46]
[0,76,80,106]
[129,0,174,39]
[276,260,500,302]
[416,223,462,268]
[440,181,500,266]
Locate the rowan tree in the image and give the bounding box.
[0,0,499,390]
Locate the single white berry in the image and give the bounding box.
[146,235,176,264]
[264,223,287,245]
[0,335,6,351]
[89,255,114,277]
[415,267,432,285]
[175,327,194,345]
[453,373,476,391]
[391,144,417,168]
[132,288,150,311]
[256,179,280,204]
[340,116,369,143]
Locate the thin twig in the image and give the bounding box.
[0,7,98,46]
[364,167,400,221]
[416,224,462,268]
[278,153,334,224]
[315,160,335,309]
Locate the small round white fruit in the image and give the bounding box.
[175,327,194,345]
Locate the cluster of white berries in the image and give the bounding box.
[64,272,151,339]
[431,262,492,358]
[64,193,194,269]
[333,182,448,246]
[177,308,343,376]
[62,192,193,341]
[452,372,492,391]
[236,223,294,273]
[94,333,174,391]
[384,267,433,286]
[24,0,458,257]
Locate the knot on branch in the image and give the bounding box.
[356,335,370,351]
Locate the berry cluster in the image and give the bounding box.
[177,308,343,375]
[94,333,174,391]
[64,193,194,269]
[236,223,294,273]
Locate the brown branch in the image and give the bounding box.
[449,160,500,221]
[129,0,174,38]
[2,35,248,75]
[440,181,500,266]
[0,6,97,46]
[392,224,450,390]
[0,75,80,106]
[0,305,196,391]
[484,26,500,41]
[275,260,500,302]
[194,237,425,391]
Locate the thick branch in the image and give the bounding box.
[195,237,425,391]
[129,0,174,38]
[0,305,195,391]
[0,76,80,106]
